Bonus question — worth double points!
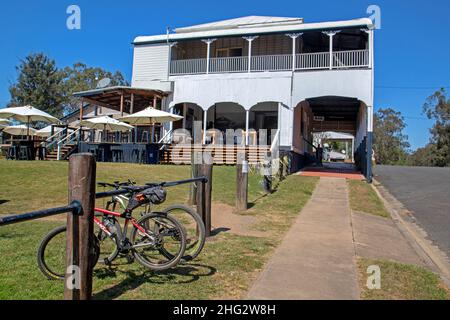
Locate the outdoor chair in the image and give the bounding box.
[6,145,17,160]
[141,131,149,144]
[18,146,30,160]
[111,148,124,163]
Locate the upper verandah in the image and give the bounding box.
[133,16,374,45]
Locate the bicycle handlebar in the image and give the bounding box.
[153,176,208,188]
[95,177,208,200]
[98,180,136,189]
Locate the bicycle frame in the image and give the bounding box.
[94,207,152,242]
[107,194,151,217]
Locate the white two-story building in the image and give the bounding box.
[131,15,375,179]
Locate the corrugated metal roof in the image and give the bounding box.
[175,16,304,33]
[134,17,373,44]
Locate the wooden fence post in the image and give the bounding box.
[65,153,96,300]
[236,153,248,211]
[196,152,213,237]
[189,149,199,205]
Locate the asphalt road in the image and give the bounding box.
[374,165,450,257]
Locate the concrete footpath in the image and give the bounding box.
[247,178,360,300]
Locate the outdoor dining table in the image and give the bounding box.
[78,142,162,164]
[7,141,36,161]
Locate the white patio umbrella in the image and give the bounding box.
[35,125,63,138]
[2,125,37,136]
[119,107,183,125]
[0,106,60,140]
[0,118,9,126]
[119,107,183,143]
[80,116,134,132]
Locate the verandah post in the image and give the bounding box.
[64,153,96,300]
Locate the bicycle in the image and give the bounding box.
[37,184,187,280]
[98,180,206,262]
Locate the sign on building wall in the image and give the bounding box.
[314,116,325,122]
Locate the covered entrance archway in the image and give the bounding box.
[293,96,372,180]
[171,103,204,143]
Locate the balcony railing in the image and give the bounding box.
[169,49,370,75]
[170,58,207,75]
[296,52,330,70]
[210,56,248,73]
[251,54,292,72]
[333,49,370,69]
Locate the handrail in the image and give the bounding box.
[158,129,173,144]
[58,128,81,147]
[57,128,81,160]
[0,202,82,227]
[42,130,63,145]
[95,176,209,199]
[303,137,318,150]
[1,176,208,226]
[41,128,67,148]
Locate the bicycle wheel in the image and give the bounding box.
[37,225,104,280]
[37,226,68,280]
[130,213,186,271]
[95,217,121,265]
[164,205,206,262]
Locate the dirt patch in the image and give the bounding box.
[211,203,268,238]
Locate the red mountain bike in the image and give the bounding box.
[37,185,186,280]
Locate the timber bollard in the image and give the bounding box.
[189,150,199,205]
[64,153,97,300]
[236,153,248,211]
[195,153,213,237]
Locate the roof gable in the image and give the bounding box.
[175,15,304,33]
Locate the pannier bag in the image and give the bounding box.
[126,186,167,212]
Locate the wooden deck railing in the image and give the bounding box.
[169,50,370,75]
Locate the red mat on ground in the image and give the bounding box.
[298,163,365,180]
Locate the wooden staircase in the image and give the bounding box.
[161,144,271,165]
[45,144,77,161]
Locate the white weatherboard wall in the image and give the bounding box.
[292,69,373,107]
[169,72,293,110]
[132,44,172,91]
[167,68,373,149]
[169,72,294,147]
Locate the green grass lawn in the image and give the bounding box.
[358,258,450,300]
[0,160,318,300]
[0,161,263,215]
[348,180,390,218]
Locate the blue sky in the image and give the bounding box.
[0,0,449,150]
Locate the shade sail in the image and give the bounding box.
[80,116,134,132]
[0,106,60,124]
[3,125,37,136]
[119,107,183,125]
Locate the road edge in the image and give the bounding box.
[371,179,450,287]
